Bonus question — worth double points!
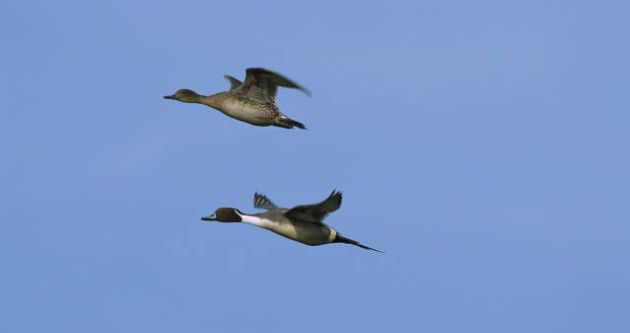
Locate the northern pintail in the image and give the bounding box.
[201,191,382,252]
[164,68,310,129]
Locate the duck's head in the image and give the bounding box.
[201,208,243,223]
[163,89,201,103]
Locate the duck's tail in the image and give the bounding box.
[334,234,383,253]
[275,116,306,130]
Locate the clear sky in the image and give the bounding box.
[2,0,629,332]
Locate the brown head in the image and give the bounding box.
[163,89,202,103]
[201,208,243,223]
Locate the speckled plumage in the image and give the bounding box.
[164,68,309,129]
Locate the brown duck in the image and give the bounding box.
[164,68,310,129]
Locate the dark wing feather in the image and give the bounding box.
[224,75,242,91]
[254,192,278,211]
[240,68,311,99]
[284,190,342,223]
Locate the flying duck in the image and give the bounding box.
[201,191,382,252]
[164,68,310,129]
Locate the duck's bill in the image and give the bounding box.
[201,214,216,221]
[163,95,176,100]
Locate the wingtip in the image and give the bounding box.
[330,189,342,200]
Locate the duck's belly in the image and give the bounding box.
[270,222,333,246]
[219,100,274,125]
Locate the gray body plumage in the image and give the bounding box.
[202,191,382,252]
[250,208,335,246]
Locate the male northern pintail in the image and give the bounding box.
[164,68,310,129]
[201,191,382,252]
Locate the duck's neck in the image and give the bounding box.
[198,92,226,109]
[238,213,271,228]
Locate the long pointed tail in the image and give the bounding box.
[334,234,383,253]
[275,116,306,130]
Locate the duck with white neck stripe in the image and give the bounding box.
[201,191,382,252]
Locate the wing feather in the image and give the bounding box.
[240,68,310,99]
[254,193,279,211]
[224,75,242,91]
[284,191,342,223]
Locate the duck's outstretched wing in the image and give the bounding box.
[224,75,242,91]
[239,68,311,99]
[284,190,342,223]
[254,192,278,211]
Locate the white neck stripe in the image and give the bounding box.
[238,213,268,227]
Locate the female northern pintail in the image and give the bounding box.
[164,67,310,129]
[201,191,382,252]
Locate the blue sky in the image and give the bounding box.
[2,0,629,332]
